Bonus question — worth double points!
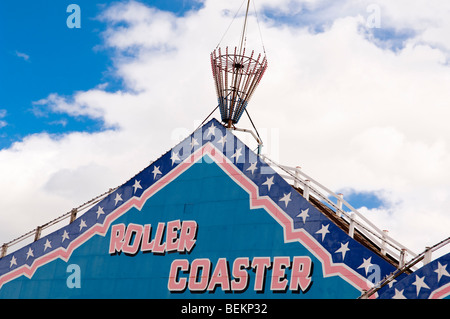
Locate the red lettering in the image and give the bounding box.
[167,256,314,294]
[251,257,271,291]
[271,256,290,291]
[151,222,166,253]
[207,258,230,291]
[231,257,249,291]
[141,224,153,252]
[290,256,312,292]
[109,223,125,254]
[166,220,181,252]
[168,259,189,291]
[121,223,143,255]
[178,221,197,253]
[188,259,211,292]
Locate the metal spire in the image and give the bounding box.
[210,0,268,128]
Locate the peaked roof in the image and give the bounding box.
[0,118,447,299]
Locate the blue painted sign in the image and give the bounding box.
[0,118,447,299]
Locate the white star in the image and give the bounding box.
[435,262,450,283]
[357,257,374,275]
[44,239,52,251]
[392,288,407,299]
[217,135,227,148]
[388,279,397,288]
[412,275,430,296]
[26,247,34,260]
[190,137,199,150]
[10,255,17,268]
[279,192,292,208]
[231,147,243,162]
[206,123,217,137]
[246,162,258,174]
[296,208,309,224]
[170,150,180,166]
[335,242,350,260]
[114,193,123,205]
[262,176,274,191]
[152,166,162,179]
[132,179,142,193]
[79,219,87,231]
[96,206,105,219]
[62,230,70,242]
[315,224,330,241]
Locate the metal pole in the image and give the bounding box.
[381,230,389,256]
[423,247,432,265]
[1,244,7,258]
[70,208,77,224]
[337,193,343,217]
[34,226,42,242]
[304,180,311,201]
[238,0,251,58]
[348,213,355,238]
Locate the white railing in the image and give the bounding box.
[260,154,419,269]
[359,236,450,298]
[0,187,118,259]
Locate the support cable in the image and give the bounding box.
[215,0,246,49]
[195,105,220,132]
[252,0,267,56]
[245,108,262,144]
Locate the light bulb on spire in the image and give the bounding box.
[210,0,268,128]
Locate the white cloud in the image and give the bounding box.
[14,50,30,62]
[1,0,449,260]
[33,93,106,121]
[0,109,6,128]
[48,119,68,127]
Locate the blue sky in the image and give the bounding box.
[0,0,203,149]
[0,0,420,149]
